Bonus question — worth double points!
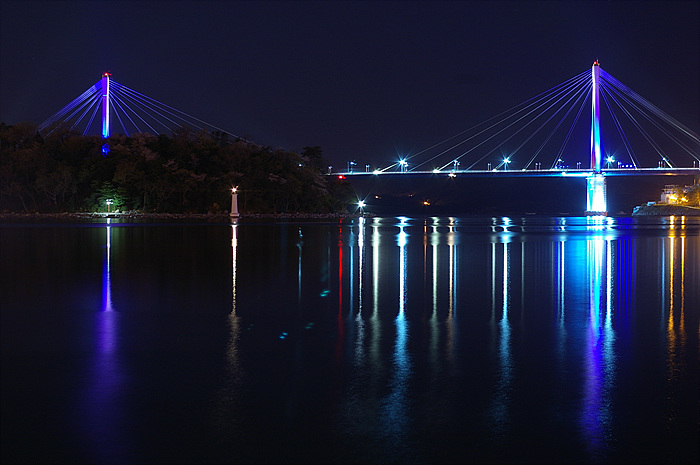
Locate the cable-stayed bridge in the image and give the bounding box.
[38,63,699,214]
[38,72,246,146]
[338,62,699,214]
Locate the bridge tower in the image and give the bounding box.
[586,61,606,214]
[101,73,110,138]
[101,73,111,156]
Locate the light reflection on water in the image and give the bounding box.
[301,215,698,462]
[1,216,698,464]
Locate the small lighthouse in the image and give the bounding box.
[230,187,240,218]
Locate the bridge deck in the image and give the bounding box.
[332,168,700,178]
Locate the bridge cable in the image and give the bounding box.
[40,87,100,136]
[455,73,592,170]
[110,84,178,133]
[600,79,680,166]
[599,86,640,168]
[404,69,590,171]
[523,81,591,169]
[600,74,699,161]
[110,91,160,135]
[110,93,142,134]
[38,82,100,134]
[110,97,131,137]
[70,94,101,133]
[414,71,590,171]
[82,98,102,136]
[111,80,246,141]
[505,79,592,169]
[601,71,699,144]
[112,82,193,132]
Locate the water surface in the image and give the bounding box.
[1,216,698,463]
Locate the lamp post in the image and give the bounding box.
[399,159,408,172]
[106,199,113,213]
[230,187,240,218]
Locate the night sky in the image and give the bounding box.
[1,0,698,168]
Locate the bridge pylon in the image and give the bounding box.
[101,72,111,156]
[586,61,607,215]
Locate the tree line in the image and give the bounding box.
[0,122,354,214]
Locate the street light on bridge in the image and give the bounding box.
[503,157,511,170]
[399,159,408,172]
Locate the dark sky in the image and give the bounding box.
[1,0,698,168]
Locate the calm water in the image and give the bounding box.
[1,216,698,464]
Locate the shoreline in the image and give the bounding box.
[0,211,368,221]
[3,207,700,221]
[631,204,700,216]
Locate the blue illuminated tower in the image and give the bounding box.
[586,61,606,214]
[101,72,111,156]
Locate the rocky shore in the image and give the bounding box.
[632,204,700,216]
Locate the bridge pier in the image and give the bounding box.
[586,173,607,215]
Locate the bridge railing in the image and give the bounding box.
[331,166,700,177]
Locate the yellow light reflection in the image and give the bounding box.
[228,223,241,369]
[665,235,687,429]
[297,227,303,303]
[215,222,244,433]
[231,223,238,314]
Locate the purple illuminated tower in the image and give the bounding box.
[101,73,111,156]
[590,61,601,173]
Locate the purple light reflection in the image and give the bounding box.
[80,220,127,461]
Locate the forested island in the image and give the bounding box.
[0,122,355,215]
